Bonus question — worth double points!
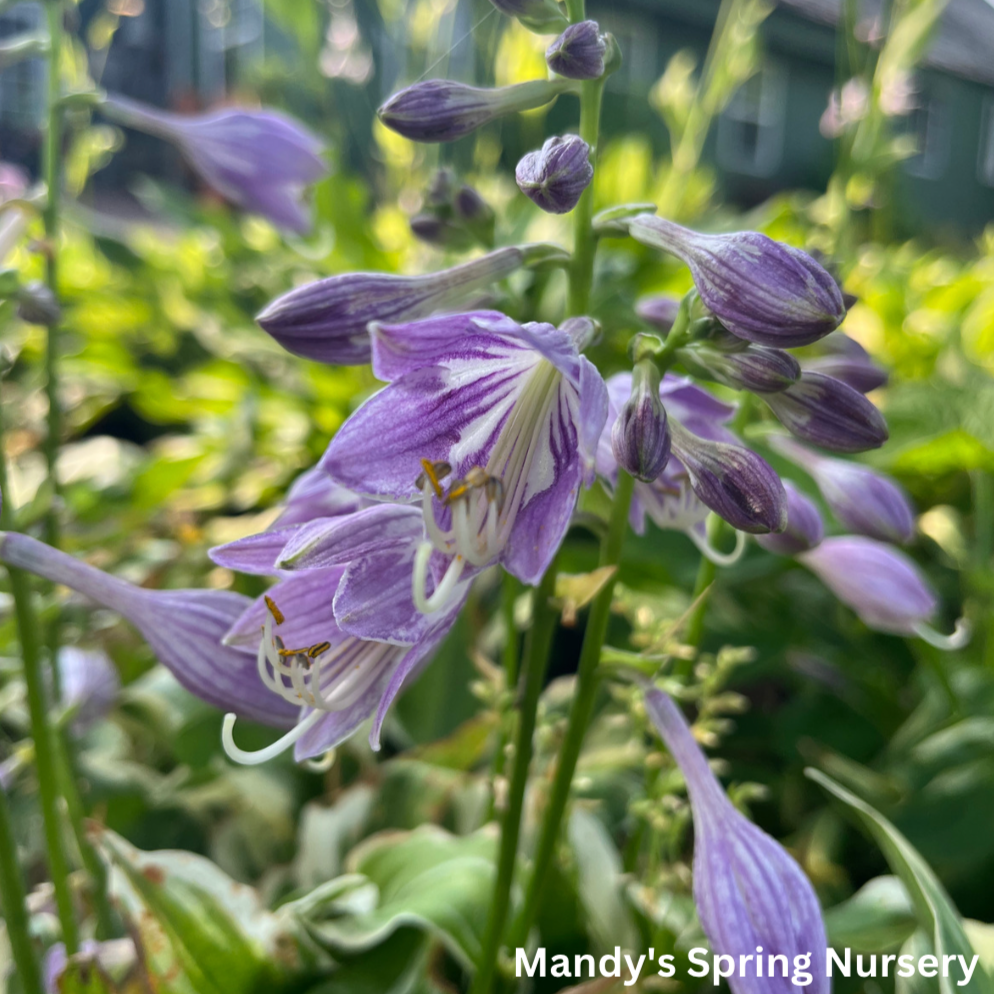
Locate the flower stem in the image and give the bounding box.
[487,573,522,822]
[682,514,723,654]
[0,396,79,954]
[507,470,634,951]
[470,564,558,994]
[0,776,44,994]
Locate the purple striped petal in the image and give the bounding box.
[209,527,300,575]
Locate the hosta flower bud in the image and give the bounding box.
[644,688,829,994]
[515,135,593,214]
[802,333,887,393]
[669,419,787,534]
[379,78,569,143]
[636,294,681,333]
[680,338,801,393]
[756,481,824,555]
[411,173,495,249]
[764,372,889,453]
[102,95,327,233]
[798,536,937,636]
[257,246,524,364]
[58,647,120,735]
[487,0,567,32]
[546,20,607,79]
[629,215,845,347]
[770,435,914,544]
[611,359,671,482]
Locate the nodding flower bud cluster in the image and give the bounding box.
[611,358,671,482]
[410,169,495,250]
[487,0,566,32]
[629,215,846,347]
[678,331,801,394]
[516,134,593,214]
[378,78,572,144]
[546,20,608,79]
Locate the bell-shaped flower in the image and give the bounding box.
[756,481,824,556]
[669,419,788,535]
[763,372,888,453]
[378,78,571,143]
[611,359,671,483]
[101,95,327,233]
[636,294,681,333]
[516,135,593,214]
[629,215,845,347]
[644,688,829,994]
[57,647,120,735]
[218,503,470,762]
[798,536,967,648]
[487,0,567,32]
[801,333,887,394]
[322,310,607,600]
[679,336,801,394]
[771,435,913,543]
[256,246,527,365]
[0,531,298,729]
[546,21,607,79]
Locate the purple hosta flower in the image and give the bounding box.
[756,482,824,556]
[611,359,671,483]
[771,435,914,544]
[378,78,570,143]
[58,647,120,735]
[256,247,526,365]
[636,294,682,333]
[216,504,469,761]
[644,688,829,994]
[669,419,788,535]
[322,311,607,600]
[546,21,607,79]
[487,0,567,31]
[801,333,888,394]
[102,95,326,233]
[679,335,801,394]
[276,466,367,529]
[764,372,889,453]
[629,216,845,347]
[0,531,298,729]
[516,135,593,214]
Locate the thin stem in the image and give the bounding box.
[470,564,559,994]
[682,514,723,655]
[507,471,634,950]
[0,395,79,954]
[0,778,44,994]
[488,573,522,821]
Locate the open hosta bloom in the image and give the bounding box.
[645,688,829,994]
[323,311,607,601]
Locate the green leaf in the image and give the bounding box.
[299,825,496,970]
[824,876,917,953]
[807,769,992,994]
[95,827,318,994]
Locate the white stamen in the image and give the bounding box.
[413,541,466,614]
[222,709,325,766]
[913,617,971,651]
[688,526,747,567]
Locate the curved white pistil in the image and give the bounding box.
[688,526,746,566]
[413,359,561,614]
[913,616,970,651]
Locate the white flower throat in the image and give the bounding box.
[413,359,562,614]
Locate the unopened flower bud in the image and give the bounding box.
[611,359,671,483]
[546,20,607,79]
[487,0,567,32]
[764,372,889,453]
[771,435,913,543]
[644,688,829,994]
[669,419,787,534]
[636,294,681,333]
[58,647,120,735]
[16,280,61,326]
[679,338,800,393]
[257,246,524,364]
[802,333,887,393]
[799,536,937,636]
[516,134,593,214]
[756,481,824,555]
[379,78,570,143]
[629,215,845,347]
[411,173,495,249]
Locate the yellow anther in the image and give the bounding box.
[264,595,285,625]
[416,458,450,499]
